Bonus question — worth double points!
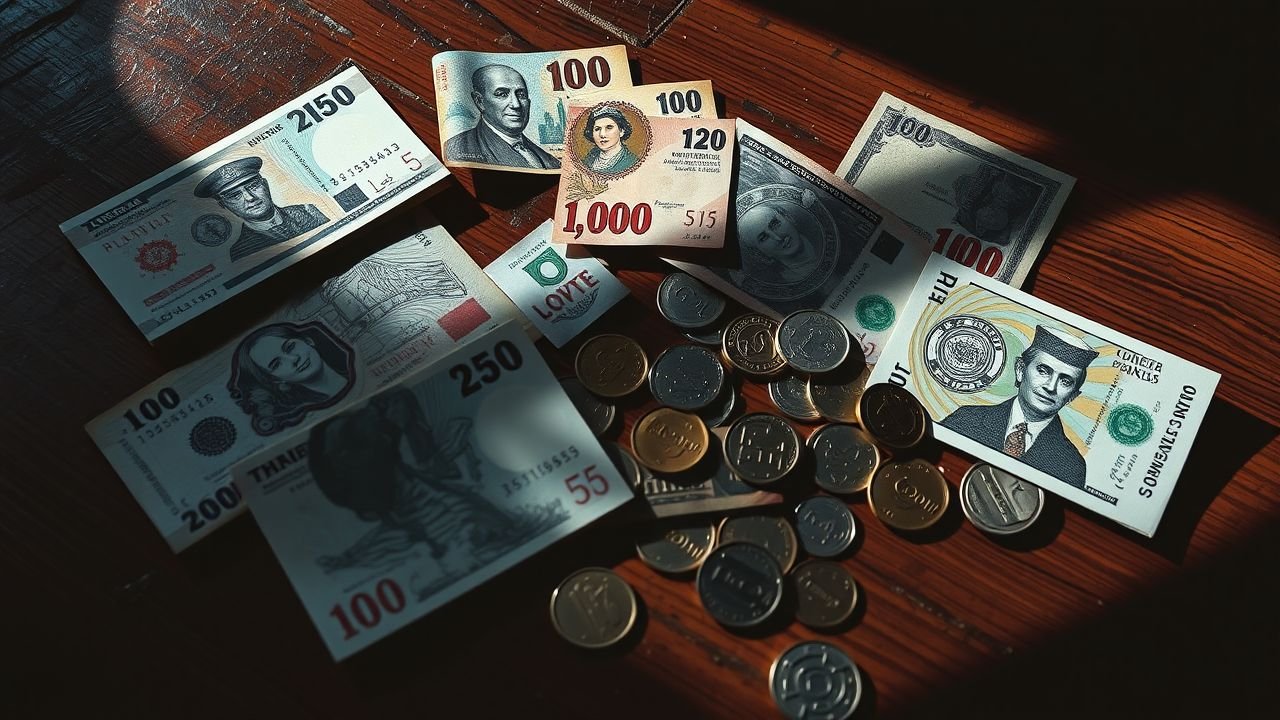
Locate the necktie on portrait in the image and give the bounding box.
[1004,422,1028,458]
[511,141,540,167]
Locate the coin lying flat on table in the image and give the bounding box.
[638,427,784,518]
[808,423,880,495]
[657,271,727,329]
[791,560,858,629]
[636,521,718,573]
[793,495,857,558]
[960,462,1045,535]
[722,313,787,377]
[559,377,616,436]
[722,412,802,484]
[807,362,871,424]
[769,374,821,422]
[550,567,638,649]
[601,441,643,490]
[631,407,709,474]
[868,459,950,531]
[648,344,726,411]
[718,514,799,574]
[575,333,649,398]
[697,383,739,428]
[769,640,863,720]
[775,309,851,375]
[857,381,928,448]
[696,542,784,628]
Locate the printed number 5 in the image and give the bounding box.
[564,464,609,504]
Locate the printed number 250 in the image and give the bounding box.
[450,339,523,397]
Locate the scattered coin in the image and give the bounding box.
[722,412,802,484]
[768,374,821,422]
[575,333,649,398]
[721,312,786,377]
[696,542,784,628]
[791,560,858,630]
[718,514,799,574]
[769,640,863,720]
[697,382,740,428]
[640,427,785,518]
[775,309,851,375]
[793,495,856,558]
[559,377,616,436]
[648,343,726,411]
[857,382,928,448]
[601,441,642,490]
[549,567,638,649]
[808,423,880,495]
[636,521,718,573]
[631,407,709,474]
[657,271,727,329]
[867,459,950,532]
[960,462,1045,535]
[683,322,726,346]
[807,362,870,423]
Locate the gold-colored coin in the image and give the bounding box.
[721,313,786,377]
[856,382,927,448]
[574,333,648,398]
[806,362,871,423]
[631,407,709,474]
[867,459,949,531]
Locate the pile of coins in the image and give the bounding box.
[549,271,1046,718]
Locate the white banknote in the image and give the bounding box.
[233,321,632,660]
[86,225,520,551]
[62,65,450,341]
[868,255,1220,536]
[835,92,1074,288]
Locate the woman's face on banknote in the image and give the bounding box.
[592,118,622,151]
[249,333,324,385]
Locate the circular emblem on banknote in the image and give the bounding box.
[189,416,237,456]
[568,100,652,180]
[191,213,232,247]
[1107,403,1153,446]
[731,184,839,303]
[855,294,895,332]
[134,239,179,273]
[922,314,1006,393]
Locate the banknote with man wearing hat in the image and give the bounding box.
[194,156,329,262]
[941,324,1099,488]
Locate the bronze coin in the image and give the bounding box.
[631,407,709,474]
[807,363,871,424]
[856,382,927,448]
[791,559,858,629]
[721,313,786,377]
[575,333,648,398]
[867,459,949,531]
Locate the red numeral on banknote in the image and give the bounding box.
[545,56,611,91]
[933,228,1003,277]
[329,578,407,640]
[562,201,653,240]
[563,465,610,504]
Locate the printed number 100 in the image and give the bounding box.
[562,201,653,240]
[330,578,406,640]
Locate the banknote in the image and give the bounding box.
[867,255,1220,537]
[665,119,932,364]
[637,428,782,518]
[86,225,521,552]
[484,219,630,347]
[552,97,735,248]
[567,80,717,118]
[61,66,449,342]
[432,45,633,173]
[232,321,632,660]
[835,92,1075,288]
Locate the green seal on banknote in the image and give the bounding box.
[855,295,895,332]
[1107,403,1153,446]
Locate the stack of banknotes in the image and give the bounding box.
[63,45,1218,660]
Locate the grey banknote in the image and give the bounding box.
[62,65,449,341]
[86,225,520,551]
[233,321,632,659]
[835,92,1075,288]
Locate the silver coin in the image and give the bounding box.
[601,441,642,490]
[768,374,821,422]
[807,423,881,495]
[648,344,726,411]
[722,412,801,484]
[794,495,856,558]
[696,542,784,628]
[769,641,862,720]
[635,521,717,574]
[718,514,799,574]
[657,271,727,328]
[549,567,638,649]
[559,377,616,436]
[683,322,726,346]
[697,383,740,428]
[791,560,858,629]
[960,462,1045,535]
[775,310,851,375]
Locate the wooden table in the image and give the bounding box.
[3,1,1276,717]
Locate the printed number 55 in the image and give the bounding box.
[564,465,609,504]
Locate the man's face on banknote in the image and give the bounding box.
[475,65,530,136]
[1015,349,1084,421]
[218,176,275,222]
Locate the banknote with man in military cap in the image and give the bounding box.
[942,324,1098,488]
[194,156,330,262]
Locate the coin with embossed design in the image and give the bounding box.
[559,377,616,436]
[722,412,801,485]
[636,521,718,573]
[960,462,1044,535]
[868,459,949,531]
[648,343,726,411]
[793,495,856,558]
[550,567,638,649]
[807,363,871,424]
[775,309,851,375]
[807,423,880,495]
[790,560,858,629]
[631,407,709,474]
[697,383,740,428]
[718,514,799,574]
[657,271,727,329]
[769,640,862,720]
[696,542,784,628]
[857,382,928,448]
[721,313,786,377]
[768,374,820,422]
[575,333,648,398]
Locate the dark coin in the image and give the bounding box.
[857,382,928,448]
[807,363,870,424]
[657,271,727,328]
[648,343,726,411]
[768,374,821,422]
[697,383,740,428]
[791,560,858,629]
[559,377,616,436]
[769,640,862,720]
[722,412,802,485]
[683,322,726,346]
[793,495,856,558]
[601,441,642,489]
[808,423,880,495]
[696,542,784,628]
[550,567,638,649]
[718,514,799,574]
[635,521,718,573]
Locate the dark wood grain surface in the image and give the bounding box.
[2,1,1277,717]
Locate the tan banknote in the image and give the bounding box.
[835,92,1075,288]
[86,225,521,551]
[868,254,1219,537]
[61,65,450,342]
[432,45,633,173]
[568,80,716,118]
